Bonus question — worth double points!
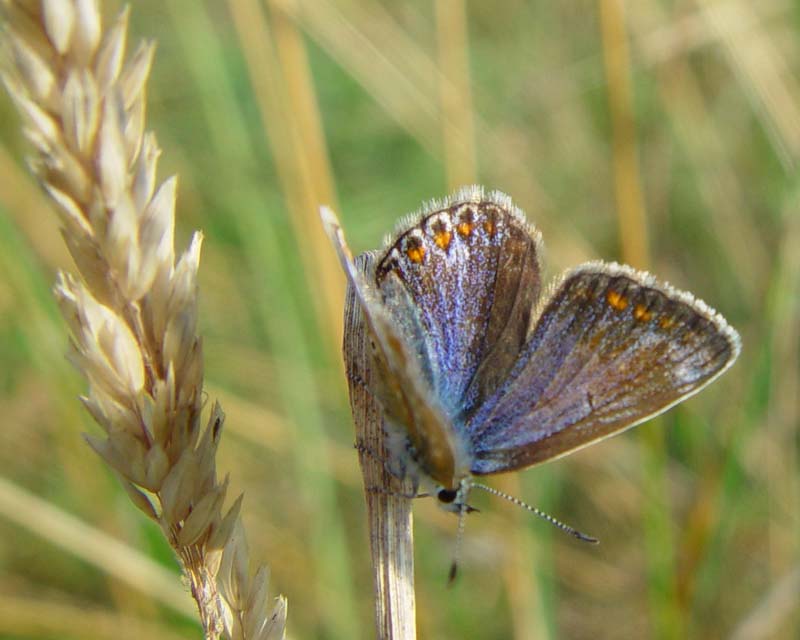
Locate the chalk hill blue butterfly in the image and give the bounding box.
[322,186,740,522]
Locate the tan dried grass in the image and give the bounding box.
[1,1,286,638]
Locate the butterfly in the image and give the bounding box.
[322,186,740,532]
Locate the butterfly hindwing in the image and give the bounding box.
[467,263,741,475]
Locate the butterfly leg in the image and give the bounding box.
[354,438,386,464]
[364,485,425,500]
[346,369,379,400]
[355,438,424,494]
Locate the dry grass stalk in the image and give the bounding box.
[0,1,286,638]
[342,256,416,640]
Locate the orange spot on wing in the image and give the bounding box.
[406,245,426,263]
[659,316,675,330]
[633,304,652,321]
[483,219,496,236]
[434,230,452,250]
[457,221,473,237]
[606,290,629,311]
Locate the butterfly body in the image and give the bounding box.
[323,187,740,514]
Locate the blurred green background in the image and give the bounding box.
[0,1,797,638]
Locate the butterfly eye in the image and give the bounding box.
[437,488,458,504]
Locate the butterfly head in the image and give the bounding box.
[434,477,478,514]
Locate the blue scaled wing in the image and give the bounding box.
[467,263,741,475]
[374,188,543,421]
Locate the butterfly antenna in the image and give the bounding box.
[472,482,599,544]
[448,503,468,585]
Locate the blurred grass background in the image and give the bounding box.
[0,0,798,638]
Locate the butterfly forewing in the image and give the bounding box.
[467,263,741,475]
[321,207,466,488]
[375,191,542,421]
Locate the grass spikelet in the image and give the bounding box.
[1,1,286,638]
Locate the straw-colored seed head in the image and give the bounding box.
[2,1,286,638]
